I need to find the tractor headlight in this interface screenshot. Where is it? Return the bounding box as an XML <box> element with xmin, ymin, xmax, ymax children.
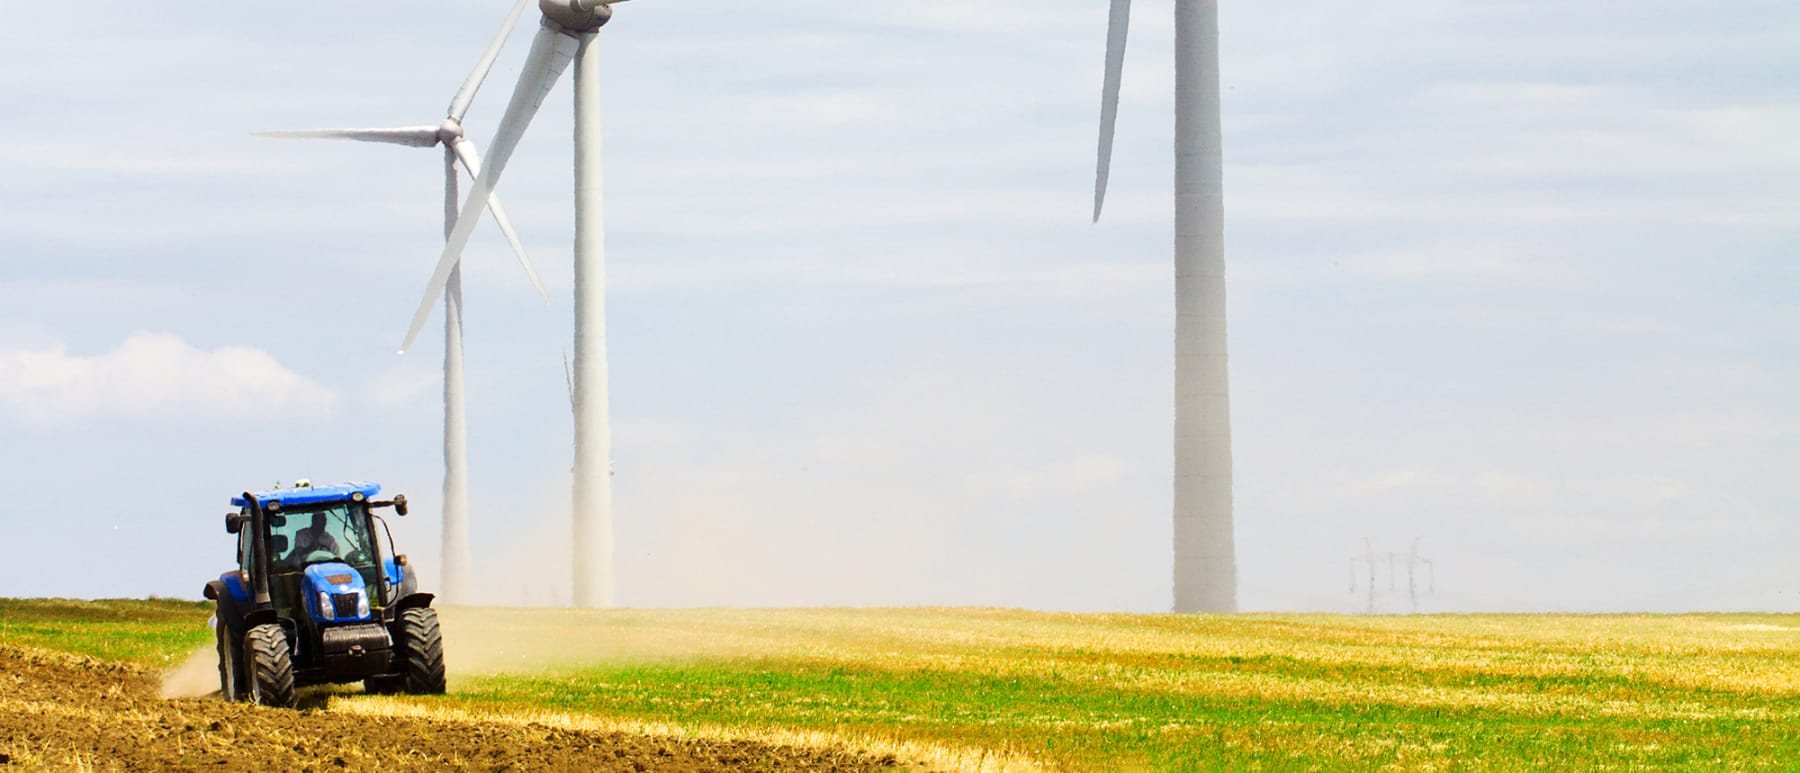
<box><xmin>356</xmin><ymin>591</ymin><xmax>370</xmax><ymax>618</ymax></box>
<box><xmin>317</xmin><ymin>591</ymin><xmax>336</xmax><ymax>621</ymax></box>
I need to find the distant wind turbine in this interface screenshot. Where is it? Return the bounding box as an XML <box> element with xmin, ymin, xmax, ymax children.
<box><xmin>399</xmin><ymin>0</ymin><xmax>627</xmax><ymax>608</ymax></box>
<box><xmin>1092</xmin><ymin>0</ymin><xmax>1236</xmax><ymax>613</ymax></box>
<box><xmin>259</xmin><ymin>0</ymin><xmax>550</xmax><ymax>605</ymax></box>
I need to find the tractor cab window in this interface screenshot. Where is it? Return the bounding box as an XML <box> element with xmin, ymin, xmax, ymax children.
<box><xmin>268</xmin><ymin>504</ymin><xmax>377</xmax><ymax>572</ymax></box>
<box><xmin>236</xmin><ymin>512</ymin><xmax>252</xmax><ymax>571</ymax></box>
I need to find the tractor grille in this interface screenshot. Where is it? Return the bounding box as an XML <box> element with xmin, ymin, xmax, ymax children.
<box><xmin>331</xmin><ymin>592</ymin><xmax>362</xmax><ymax>618</ymax></box>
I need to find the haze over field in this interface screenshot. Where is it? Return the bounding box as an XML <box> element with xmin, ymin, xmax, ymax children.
<box><xmin>0</xmin><ymin>1</ymin><xmax>1794</xmax><ymax>612</ymax></box>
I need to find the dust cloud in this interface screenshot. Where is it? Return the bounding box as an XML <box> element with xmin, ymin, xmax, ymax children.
<box><xmin>440</xmin><ymin>352</ymin><xmax>1168</xmax><ymax>613</ymax></box>
<box><xmin>155</xmin><ymin>609</ymin><xmax>710</xmax><ymax>692</ymax></box>
<box><xmin>435</xmin><ymin>606</ymin><xmax>725</xmax><ymax>677</ymax></box>
<box><xmin>159</xmin><ymin>644</ymin><xmax>219</xmax><ymax>699</ymax></box>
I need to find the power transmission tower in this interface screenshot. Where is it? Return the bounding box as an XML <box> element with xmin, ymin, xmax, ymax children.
<box><xmin>1349</xmin><ymin>538</ymin><xmax>1437</xmax><ymax>614</ymax></box>
<box><xmin>1402</xmin><ymin>538</ymin><xmax>1436</xmax><ymax>613</ymax></box>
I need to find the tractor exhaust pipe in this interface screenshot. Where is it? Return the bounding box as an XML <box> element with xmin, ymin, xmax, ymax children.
<box><xmin>241</xmin><ymin>491</ymin><xmax>274</xmax><ymax>608</ymax></box>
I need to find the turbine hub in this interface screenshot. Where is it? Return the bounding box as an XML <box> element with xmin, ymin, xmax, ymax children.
<box><xmin>437</xmin><ymin>117</ymin><xmax>464</xmax><ymax>145</ymax></box>
<box><xmin>539</xmin><ymin>0</ymin><xmax>612</xmax><ymax>33</ymax></box>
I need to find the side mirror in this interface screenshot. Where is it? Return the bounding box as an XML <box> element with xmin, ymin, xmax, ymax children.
<box><xmin>226</xmin><ymin>513</ymin><xmax>247</xmax><ymax>534</ymax></box>
<box><xmin>393</xmin><ymin>494</ymin><xmax>409</xmax><ymax>517</ymax></box>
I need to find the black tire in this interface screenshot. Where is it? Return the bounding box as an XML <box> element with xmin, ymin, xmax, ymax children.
<box><xmin>395</xmin><ymin>607</ymin><xmax>446</xmax><ymax>695</ymax></box>
<box><xmin>215</xmin><ymin>621</ymin><xmax>242</xmax><ymax>701</ymax></box>
<box><xmin>243</xmin><ymin>623</ymin><xmax>296</xmax><ymax>708</ymax></box>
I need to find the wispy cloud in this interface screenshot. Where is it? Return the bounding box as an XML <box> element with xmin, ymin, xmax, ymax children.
<box><xmin>0</xmin><ymin>332</ymin><xmax>337</xmax><ymax>428</ymax></box>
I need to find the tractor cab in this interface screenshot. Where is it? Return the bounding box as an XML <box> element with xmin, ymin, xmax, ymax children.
<box><xmin>229</xmin><ymin>484</ymin><xmax>406</xmax><ymax>620</ymax></box>
<box><xmin>204</xmin><ymin>481</ymin><xmax>445</xmax><ymax>707</ymax></box>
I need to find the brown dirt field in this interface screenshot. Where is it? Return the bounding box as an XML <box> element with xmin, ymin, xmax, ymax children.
<box><xmin>0</xmin><ymin>645</ymin><xmax>900</xmax><ymax>771</ymax></box>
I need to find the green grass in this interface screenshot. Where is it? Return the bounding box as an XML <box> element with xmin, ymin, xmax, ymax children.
<box><xmin>0</xmin><ymin>598</ymin><xmax>212</xmax><ymax>668</ymax></box>
<box><xmin>9</xmin><ymin>601</ymin><xmax>1800</xmax><ymax>770</ymax></box>
<box><xmin>425</xmin><ymin>609</ymin><xmax>1800</xmax><ymax>770</ymax></box>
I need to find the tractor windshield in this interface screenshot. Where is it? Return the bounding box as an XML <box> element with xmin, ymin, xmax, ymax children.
<box><xmin>269</xmin><ymin>504</ymin><xmax>378</xmax><ymax>572</ymax></box>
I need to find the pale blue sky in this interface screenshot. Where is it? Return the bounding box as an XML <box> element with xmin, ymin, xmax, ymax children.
<box><xmin>0</xmin><ymin>1</ymin><xmax>1794</xmax><ymax>611</ymax></box>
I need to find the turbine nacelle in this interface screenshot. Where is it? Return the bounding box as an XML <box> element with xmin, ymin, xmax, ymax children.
<box><xmin>540</xmin><ymin>0</ymin><xmax>615</xmax><ymax>33</ymax></box>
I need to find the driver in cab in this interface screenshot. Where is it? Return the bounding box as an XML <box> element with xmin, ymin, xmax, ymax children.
<box><xmin>293</xmin><ymin>512</ymin><xmax>340</xmax><ymax>559</ymax></box>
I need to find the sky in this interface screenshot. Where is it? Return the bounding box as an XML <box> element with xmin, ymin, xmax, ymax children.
<box><xmin>0</xmin><ymin>0</ymin><xmax>1794</xmax><ymax>613</ymax></box>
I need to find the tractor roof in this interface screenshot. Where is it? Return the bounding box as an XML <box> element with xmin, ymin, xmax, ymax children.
<box><xmin>231</xmin><ymin>482</ymin><xmax>381</xmax><ymax>509</ymax></box>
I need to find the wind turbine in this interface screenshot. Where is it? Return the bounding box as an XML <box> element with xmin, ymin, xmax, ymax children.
<box><xmin>1092</xmin><ymin>0</ymin><xmax>1236</xmax><ymax>613</ymax></box>
<box><xmin>398</xmin><ymin>0</ymin><xmax>625</xmax><ymax>608</ymax></box>
<box><xmin>260</xmin><ymin>0</ymin><xmax>550</xmax><ymax>605</ymax></box>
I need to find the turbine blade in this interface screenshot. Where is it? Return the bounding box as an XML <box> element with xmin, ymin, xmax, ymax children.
<box><xmin>453</xmin><ymin>138</ymin><xmax>550</xmax><ymax>302</ymax></box>
<box><xmin>1093</xmin><ymin>0</ymin><xmax>1132</xmax><ymax>223</ymax></box>
<box><xmin>254</xmin><ymin>127</ymin><xmax>440</xmax><ymax>148</ymax></box>
<box><xmin>562</xmin><ymin>349</ymin><xmax>575</xmax><ymax>414</ymax></box>
<box><xmin>447</xmin><ymin>0</ymin><xmax>533</xmax><ymax>122</ymax></box>
<box><xmin>400</xmin><ymin>26</ymin><xmax>577</xmax><ymax>353</ymax></box>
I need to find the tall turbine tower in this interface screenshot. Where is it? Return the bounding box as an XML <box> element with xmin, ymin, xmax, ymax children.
<box><xmin>400</xmin><ymin>0</ymin><xmax>624</xmax><ymax>608</ymax></box>
<box><xmin>1093</xmin><ymin>0</ymin><xmax>1236</xmax><ymax>613</ymax></box>
<box><xmin>262</xmin><ymin>0</ymin><xmax>549</xmax><ymax>604</ymax></box>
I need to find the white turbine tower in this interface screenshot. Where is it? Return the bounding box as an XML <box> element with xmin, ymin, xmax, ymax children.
<box><xmin>1093</xmin><ymin>0</ymin><xmax>1236</xmax><ymax>613</ymax></box>
<box><xmin>261</xmin><ymin>0</ymin><xmax>550</xmax><ymax>605</ymax></box>
<box><xmin>399</xmin><ymin>0</ymin><xmax>625</xmax><ymax>608</ymax></box>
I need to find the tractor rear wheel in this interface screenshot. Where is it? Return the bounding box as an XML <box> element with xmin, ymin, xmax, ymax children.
<box><xmin>243</xmin><ymin>623</ymin><xmax>296</xmax><ymax>708</ymax></box>
<box><xmin>395</xmin><ymin>607</ymin><xmax>446</xmax><ymax>695</ymax></box>
<box><xmin>214</xmin><ymin>622</ymin><xmax>241</xmax><ymax>701</ymax></box>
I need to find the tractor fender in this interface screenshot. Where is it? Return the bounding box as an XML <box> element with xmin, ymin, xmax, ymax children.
<box><xmin>242</xmin><ymin>607</ymin><xmax>281</xmax><ymax>630</ymax></box>
<box><xmin>210</xmin><ymin>587</ymin><xmax>250</xmax><ymax>641</ymax></box>
<box><xmin>206</xmin><ymin>573</ymin><xmax>251</xmax><ymax>604</ymax></box>
<box><xmin>390</xmin><ymin>592</ymin><xmax>435</xmax><ymax>613</ymax></box>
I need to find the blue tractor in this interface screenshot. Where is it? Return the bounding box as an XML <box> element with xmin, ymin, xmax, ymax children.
<box><xmin>203</xmin><ymin>482</ymin><xmax>446</xmax><ymax>707</ymax></box>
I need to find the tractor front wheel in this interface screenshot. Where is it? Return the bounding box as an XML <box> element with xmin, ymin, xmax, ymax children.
<box><xmin>243</xmin><ymin>623</ymin><xmax>296</xmax><ymax>708</ymax></box>
<box><xmin>396</xmin><ymin>607</ymin><xmax>446</xmax><ymax>695</ymax></box>
<box><xmin>214</xmin><ymin>622</ymin><xmax>241</xmax><ymax>701</ymax></box>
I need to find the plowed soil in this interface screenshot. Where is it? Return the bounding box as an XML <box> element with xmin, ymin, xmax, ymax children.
<box><xmin>0</xmin><ymin>645</ymin><xmax>898</xmax><ymax>771</ymax></box>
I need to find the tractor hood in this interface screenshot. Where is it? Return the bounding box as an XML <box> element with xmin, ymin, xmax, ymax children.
<box><xmin>302</xmin><ymin>562</ymin><xmax>373</xmax><ymax>624</ymax></box>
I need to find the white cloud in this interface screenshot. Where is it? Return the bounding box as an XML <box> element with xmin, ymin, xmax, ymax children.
<box><xmin>897</xmin><ymin>0</ymin><xmax>1097</xmax><ymax>33</ymax></box>
<box><xmin>0</xmin><ymin>332</ymin><xmax>338</xmax><ymax>428</ymax></box>
<box><xmin>1291</xmin><ymin>466</ymin><xmax>1714</xmax><ymax>528</ymax></box>
<box><xmin>1342</xmin><ymin>243</ymin><xmax>1567</xmax><ymax>286</ymax></box>
<box><xmin>1320</xmin><ymin>467</ymin><xmax>1461</xmax><ymax>499</ymax></box>
<box><xmin>1435</xmin><ymin>306</ymin><xmax>1671</xmax><ymax>336</ymax></box>
<box><xmin>1569</xmin><ymin>474</ymin><xmax>1693</xmax><ymax>510</ymax></box>
<box><xmin>718</xmin><ymin>92</ymin><xmax>912</xmax><ymax>129</ymax></box>
<box><xmin>1222</xmin><ymin>164</ymin><xmax>1800</xmax><ymax>228</ymax></box>
<box><xmin>1233</xmin><ymin>241</ymin><xmax>1595</xmax><ymax>292</ymax></box>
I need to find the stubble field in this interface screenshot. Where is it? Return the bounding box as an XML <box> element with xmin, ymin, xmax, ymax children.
<box><xmin>2</xmin><ymin>599</ymin><xmax>1797</xmax><ymax>770</ymax></box>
